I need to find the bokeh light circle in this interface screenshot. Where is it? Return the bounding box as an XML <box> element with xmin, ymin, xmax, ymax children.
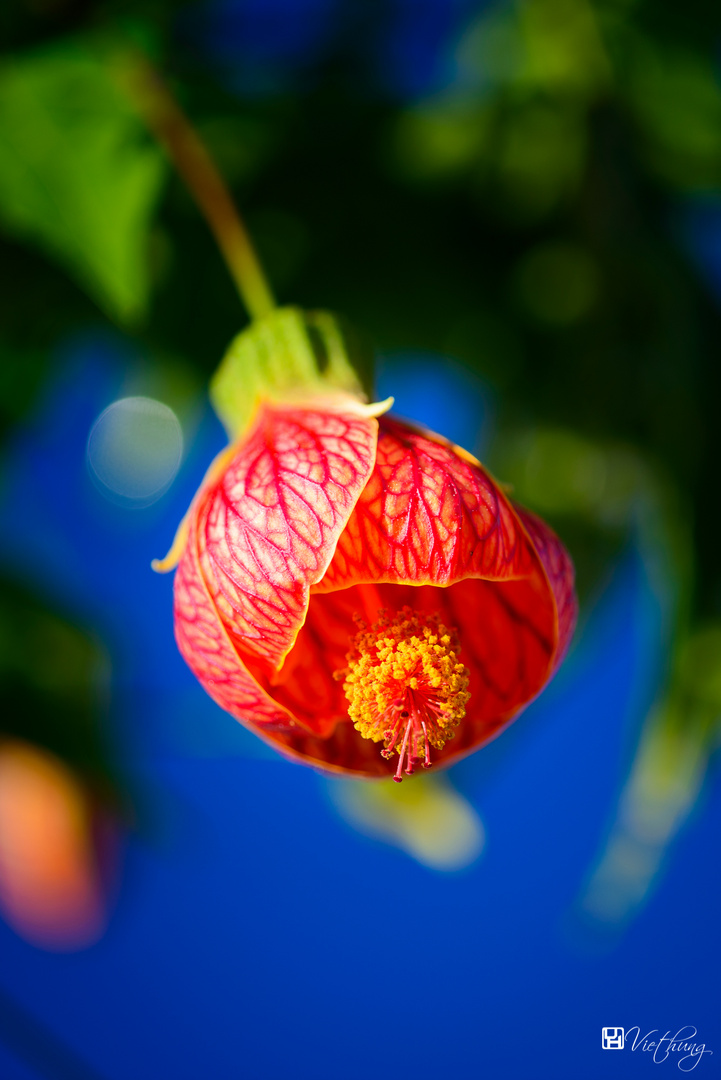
<box><xmin>87</xmin><ymin>396</ymin><xmax>183</xmax><ymax>506</ymax></box>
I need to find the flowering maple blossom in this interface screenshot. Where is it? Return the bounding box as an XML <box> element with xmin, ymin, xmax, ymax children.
<box><xmin>161</xmin><ymin>392</ymin><xmax>576</xmax><ymax>781</ymax></box>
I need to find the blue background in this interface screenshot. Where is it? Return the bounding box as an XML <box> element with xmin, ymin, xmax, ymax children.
<box><xmin>0</xmin><ymin>337</ymin><xmax>717</xmax><ymax>1080</ymax></box>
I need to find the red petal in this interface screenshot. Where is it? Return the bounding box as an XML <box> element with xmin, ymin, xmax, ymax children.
<box><xmin>316</xmin><ymin>417</ymin><xmax>537</xmax><ymax>591</ymax></box>
<box><xmin>174</xmin><ymin>508</ymin><xmax>301</xmax><ymax>733</ymax></box>
<box><xmin>514</xmin><ymin>505</ymin><xmax>577</xmax><ymax>665</ymax></box>
<box><xmin>252</xmin><ymin>574</ymin><xmax>558</xmax><ymax>776</ymax></box>
<box><xmin>191</xmin><ymin>403</ymin><xmax>378</xmax><ymax>677</ymax></box>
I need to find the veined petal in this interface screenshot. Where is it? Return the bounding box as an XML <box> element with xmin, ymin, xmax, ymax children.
<box><xmin>316</xmin><ymin>417</ymin><xmax>537</xmax><ymax>592</ymax></box>
<box><xmin>514</xmin><ymin>505</ymin><xmax>577</xmax><ymax>666</ymax></box>
<box><xmin>250</xmin><ymin>574</ymin><xmax>558</xmax><ymax>777</ymax></box>
<box><xmin>256</xmin><ymin>511</ymin><xmax>569</xmax><ymax>773</ymax></box>
<box><xmin>180</xmin><ymin>401</ymin><xmax>378</xmax><ymax>679</ymax></box>
<box><xmin>174</xmin><ymin>508</ymin><xmax>301</xmax><ymax>733</ymax></box>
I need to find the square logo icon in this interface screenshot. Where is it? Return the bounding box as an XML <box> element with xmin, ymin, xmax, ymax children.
<box><xmin>602</xmin><ymin>1028</ymin><xmax>625</xmax><ymax>1050</ymax></box>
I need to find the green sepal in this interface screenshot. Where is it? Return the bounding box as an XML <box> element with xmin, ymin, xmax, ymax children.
<box><xmin>209</xmin><ymin>307</ymin><xmax>374</xmax><ymax>439</ymax></box>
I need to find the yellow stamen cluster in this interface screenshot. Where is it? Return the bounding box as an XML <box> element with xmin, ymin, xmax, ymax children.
<box><xmin>337</xmin><ymin>607</ymin><xmax>470</xmax><ymax>755</ymax></box>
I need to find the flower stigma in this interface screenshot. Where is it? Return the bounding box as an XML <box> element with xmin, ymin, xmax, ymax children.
<box><xmin>337</xmin><ymin>607</ymin><xmax>471</xmax><ymax>782</ymax></box>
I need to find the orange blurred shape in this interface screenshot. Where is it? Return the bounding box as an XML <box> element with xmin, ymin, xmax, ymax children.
<box><xmin>0</xmin><ymin>740</ymin><xmax>106</xmax><ymax>950</ymax></box>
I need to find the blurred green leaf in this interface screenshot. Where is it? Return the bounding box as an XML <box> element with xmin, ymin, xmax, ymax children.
<box><xmin>514</xmin><ymin>242</ymin><xmax>600</xmax><ymax>324</ymax></box>
<box><xmin>391</xmin><ymin>104</ymin><xmax>490</xmax><ymax>183</ymax></box>
<box><xmin>627</xmin><ymin>42</ymin><xmax>721</xmax><ymax>189</ymax></box>
<box><xmin>0</xmin><ymin>42</ymin><xmax>166</xmax><ymax>323</ymax></box>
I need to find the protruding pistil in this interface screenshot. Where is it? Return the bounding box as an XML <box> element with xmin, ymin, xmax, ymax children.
<box><xmin>337</xmin><ymin>607</ymin><xmax>471</xmax><ymax>781</ymax></box>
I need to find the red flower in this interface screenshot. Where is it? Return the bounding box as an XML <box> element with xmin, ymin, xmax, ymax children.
<box><xmin>164</xmin><ymin>397</ymin><xmax>576</xmax><ymax>780</ymax></box>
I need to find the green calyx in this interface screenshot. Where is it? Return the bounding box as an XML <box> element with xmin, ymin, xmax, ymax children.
<box><xmin>209</xmin><ymin>306</ymin><xmax>374</xmax><ymax>439</ymax></box>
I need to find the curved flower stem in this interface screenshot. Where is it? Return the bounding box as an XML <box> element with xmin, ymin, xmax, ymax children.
<box><xmin>119</xmin><ymin>54</ymin><xmax>276</xmax><ymax>322</ymax></box>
